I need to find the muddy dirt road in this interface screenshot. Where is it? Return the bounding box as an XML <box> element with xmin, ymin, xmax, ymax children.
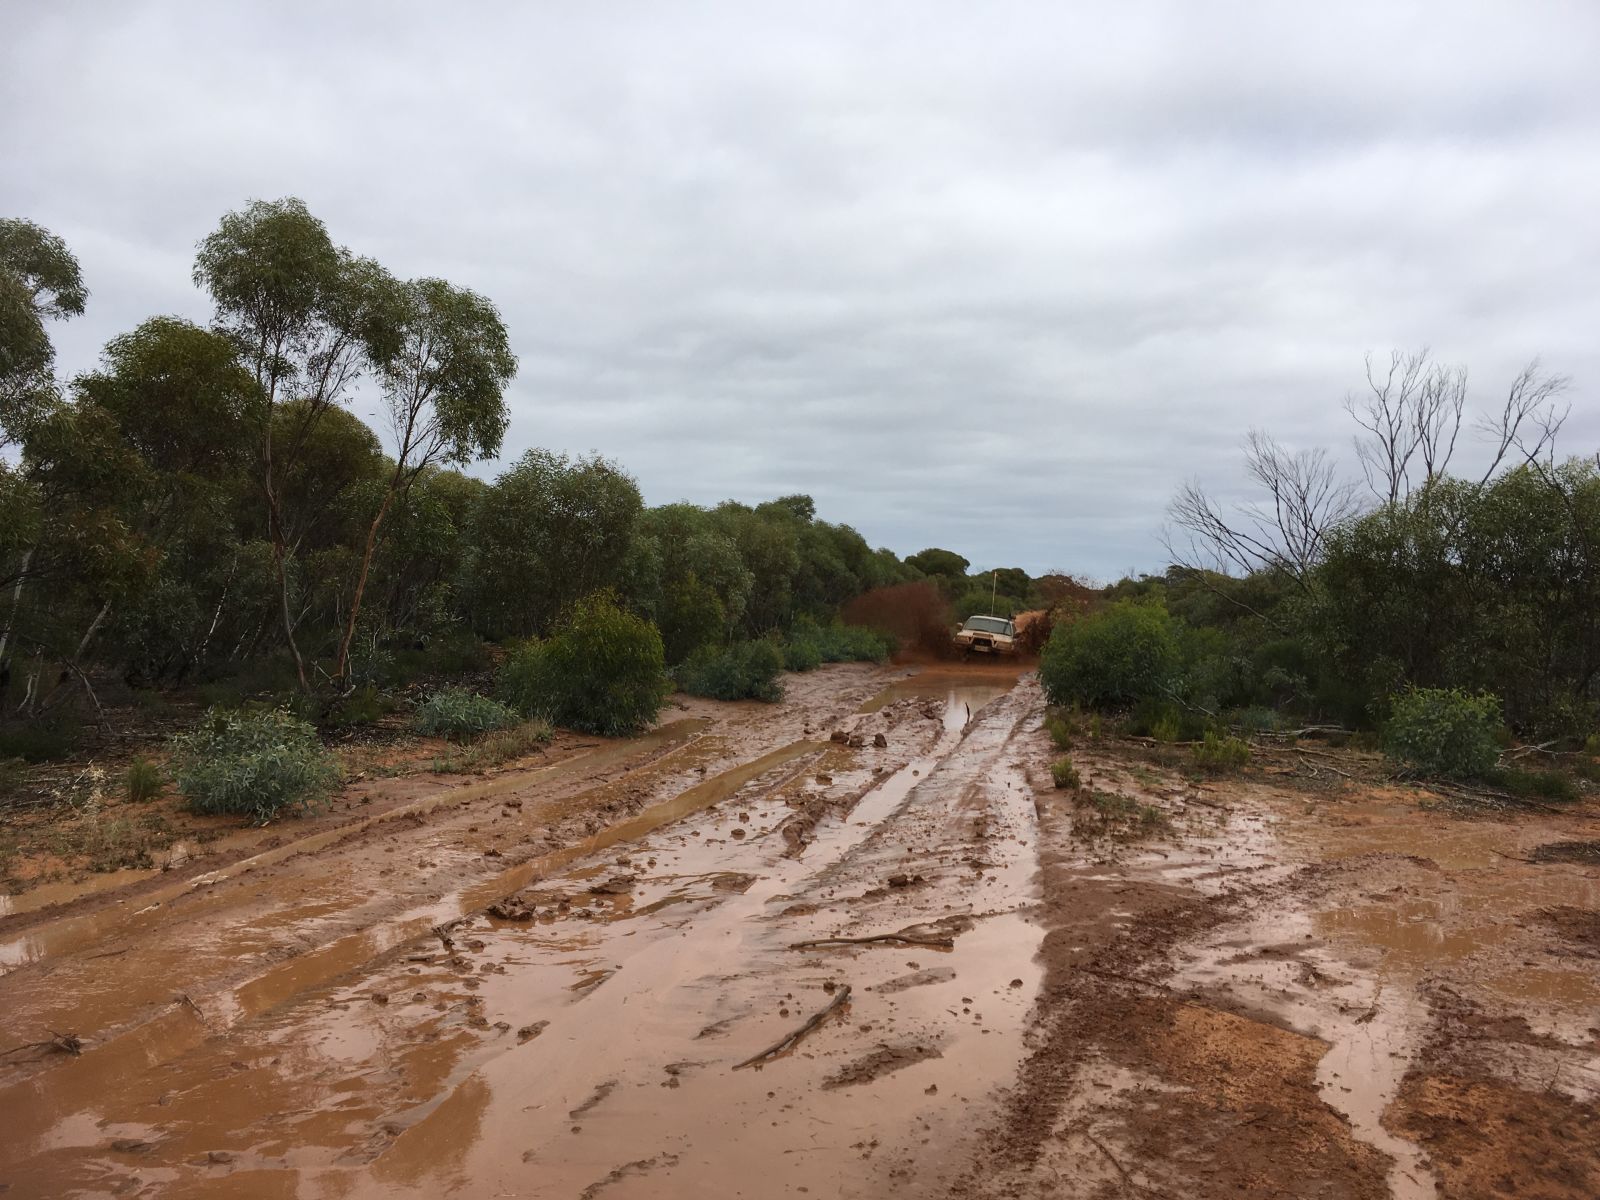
<box><xmin>2</xmin><ymin>663</ymin><xmax>1598</xmax><ymax>1198</ymax></box>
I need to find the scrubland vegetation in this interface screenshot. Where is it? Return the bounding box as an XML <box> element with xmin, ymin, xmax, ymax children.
<box><xmin>3</xmin><ymin>204</ymin><xmax>1597</xmax><ymax>838</ymax></box>
<box><xmin>1038</xmin><ymin>351</ymin><xmax>1598</xmax><ymax>798</ymax></box>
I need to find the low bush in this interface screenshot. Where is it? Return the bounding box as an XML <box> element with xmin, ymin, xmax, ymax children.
<box><xmin>1383</xmin><ymin>687</ymin><xmax>1501</xmax><ymax>778</ymax></box>
<box><xmin>1045</xmin><ymin>707</ymin><xmax>1076</xmax><ymax>750</ymax></box>
<box><xmin>677</xmin><ymin>639</ymin><xmax>785</xmax><ymax>702</ymax></box>
<box><xmin>498</xmin><ymin>592</ymin><xmax>668</xmax><ymax>736</ymax></box>
<box><xmin>1483</xmin><ymin>766</ymin><xmax>1581</xmax><ymax>804</ymax></box>
<box><xmin>168</xmin><ymin>707</ymin><xmax>340</xmax><ymax>823</ymax></box>
<box><xmin>784</xmin><ymin>618</ymin><xmax>896</xmax><ymax>671</ymax></box>
<box><xmin>431</xmin><ymin>719</ymin><xmax>553</xmax><ymax>774</ymax></box>
<box><xmin>0</xmin><ymin>716</ymin><xmax>80</xmax><ymax>763</ymax></box>
<box><xmin>325</xmin><ymin>683</ymin><xmax>391</xmax><ymax>729</ymax></box>
<box><xmin>125</xmin><ymin>757</ymin><xmax>164</xmax><ymax>802</ymax></box>
<box><xmin>1192</xmin><ymin>730</ymin><xmax>1251</xmax><ymax>772</ymax></box>
<box><xmin>1041</xmin><ymin>600</ymin><xmax>1180</xmax><ymax>709</ymax></box>
<box><xmin>413</xmin><ymin>687</ymin><xmax>520</xmax><ymax>740</ymax></box>
<box><xmin>1127</xmin><ymin>698</ymin><xmax>1207</xmax><ymax>743</ymax></box>
<box><xmin>1050</xmin><ymin>756</ymin><xmax>1080</xmax><ymax>789</ymax></box>
<box><xmin>1073</xmin><ymin>789</ymin><xmax>1171</xmax><ymax>839</ymax></box>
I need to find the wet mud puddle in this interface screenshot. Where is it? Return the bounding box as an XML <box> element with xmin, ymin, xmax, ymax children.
<box><xmin>1</xmin><ymin>674</ymin><xmax>1046</xmax><ymax>1199</ymax></box>
<box><xmin>1171</xmin><ymin>797</ymin><xmax>1600</xmax><ymax>1200</ymax></box>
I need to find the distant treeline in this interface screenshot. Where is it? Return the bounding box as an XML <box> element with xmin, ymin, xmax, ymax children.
<box><xmin>0</xmin><ymin>201</ymin><xmax>1045</xmax><ymax>747</ymax></box>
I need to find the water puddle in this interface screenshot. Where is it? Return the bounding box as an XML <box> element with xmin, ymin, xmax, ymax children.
<box><xmin>0</xmin><ymin>675</ymin><xmax>1042</xmax><ymax>1197</ymax></box>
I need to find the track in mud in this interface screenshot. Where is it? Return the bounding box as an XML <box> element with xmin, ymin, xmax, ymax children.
<box><xmin>6</xmin><ymin>662</ymin><xmax>1599</xmax><ymax>1200</ymax></box>
<box><xmin>0</xmin><ymin>665</ymin><xmax>1042</xmax><ymax>1199</ymax></box>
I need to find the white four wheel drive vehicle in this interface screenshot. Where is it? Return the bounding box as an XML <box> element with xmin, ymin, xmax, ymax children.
<box><xmin>954</xmin><ymin>614</ymin><xmax>1017</xmax><ymax>656</ymax></box>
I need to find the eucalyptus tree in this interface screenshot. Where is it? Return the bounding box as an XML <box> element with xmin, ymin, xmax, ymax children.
<box><xmin>332</xmin><ymin>277</ymin><xmax>515</xmax><ymax>685</ymax></box>
<box><xmin>194</xmin><ymin>197</ymin><xmax>402</xmax><ymax>689</ymax></box>
<box><xmin>0</xmin><ymin>218</ymin><xmax>87</xmax><ymax>447</ymax></box>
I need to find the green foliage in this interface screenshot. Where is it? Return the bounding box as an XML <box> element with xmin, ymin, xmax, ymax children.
<box><xmin>1041</xmin><ymin>601</ymin><xmax>1180</xmax><ymax>710</ymax></box>
<box><xmin>168</xmin><ymin>707</ymin><xmax>340</xmax><ymax>823</ymax></box>
<box><xmin>1192</xmin><ymin>731</ymin><xmax>1251</xmax><ymax>772</ymax></box>
<box><xmin>1383</xmin><ymin>687</ymin><xmax>1502</xmax><ymax>778</ymax></box>
<box><xmin>1482</xmin><ymin>766</ymin><xmax>1581</xmax><ymax>804</ymax></box>
<box><xmin>1074</xmin><ymin>790</ymin><xmax>1171</xmax><ymax>839</ymax></box>
<box><xmin>430</xmin><ymin>719</ymin><xmax>553</xmax><ymax>774</ymax></box>
<box><xmin>471</xmin><ymin>450</ymin><xmax>644</xmax><ymax>638</ymax></box>
<box><xmin>0</xmin><ymin>716</ymin><xmax>80</xmax><ymax>763</ymax></box>
<box><xmin>784</xmin><ymin>617</ymin><xmax>896</xmax><ymax>671</ymax></box>
<box><xmin>1050</xmin><ymin>756</ymin><xmax>1080</xmax><ymax>789</ymax></box>
<box><xmin>325</xmin><ymin>683</ymin><xmax>391</xmax><ymax>729</ymax></box>
<box><xmin>497</xmin><ymin>592</ymin><xmax>668</xmax><ymax>736</ymax></box>
<box><xmin>125</xmin><ymin>757</ymin><xmax>164</xmax><ymax>803</ymax></box>
<box><xmin>906</xmin><ymin>547</ymin><xmax>970</xmax><ymax>579</ymax></box>
<box><xmin>1</xmin><ymin>217</ymin><xmax>87</xmax><ymax>444</ymax></box>
<box><xmin>1045</xmin><ymin>707</ymin><xmax>1076</xmax><ymax>750</ymax></box>
<box><xmin>413</xmin><ymin>687</ymin><xmax>520</xmax><ymax>740</ymax></box>
<box><xmin>676</xmin><ymin>639</ymin><xmax>786</xmax><ymax>702</ymax></box>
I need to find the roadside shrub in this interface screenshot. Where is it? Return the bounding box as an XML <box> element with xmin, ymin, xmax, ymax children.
<box><xmin>1192</xmin><ymin>731</ymin><xmax>1251</xmax><ymax>773</ymax></box>
<box><xmin>0</xmin><ymin>715</ymin><xmax>80</xmax><ymax>763</ymax></box>
<box><xmin>414</xmin><ymin>687</ymin><xmax>520</xmax><ymax>740</ymax></box>
<box><xmin>168</xmin><ymin>707</ymin><xmax>340</xmax><ymax>823</ymax></box>
<box><xmin>1585</xmin><ymin>733</ymin><xmax>1600</xmax><ymax>756</ymax></box>
<box><xmin>677</xmin><ymin>639</ymin><xmax>785</xmax><ymax>702</ymax></box>
<box><xmin>782</xmin><ymin>631</ymin><xmax>824</xmax><ymax>672</ymax></box>
<box><xmin>1050</xmin><ymin>756</ymin><xmax>1081</xmax><ymax>789</ymax></box>
<box><xmin>497</xmin><ymin>592</ymin><xmax>668</xmax><ymax>736</ymax></box>
<box><xmin>326</xmin><ymin>683</ymin><xmax>390</xmax><ymax>729</ymax></box>
<box><xmin>431</xmin><ymin>719</ymin><xmax>553</xmax><ymax>774</ymax></box>
<box><xmin>1383</xmin><ymin>687</ymin><xmax>1500</xmax><ymax>778</ymax></box>
<box><xmin>125</xmin><ymin>757</ymin><xmax>164</xmax><ymax>803</ymax></box>
<box><xmin>1127</xmin><ymin>698</ymin><xmax>1206</xmax><ymax>742</ymax></box>
<box><xmin>1045</xmin><ymin>707</ymin><xmax>1076</xmax><ymax>750</ymax></box>
<box><xmin>786</xmin><ymin>617</ymin><xmax>896</xmax><ymax>669</ymax></box>
<box><xmin>1074</xmin><ymin>789</ymin><xmax>1171</xmax><ymax>839</ymax></box>
<box><xmin>1041</xmin><ymin>601</ymin><xmax>1180</xmax><ymax>710</ymax></box>
<box><xmin>1483</xmin><ymin>766</ymin><xmax>1580</xmax><ymax>804</ymax></box>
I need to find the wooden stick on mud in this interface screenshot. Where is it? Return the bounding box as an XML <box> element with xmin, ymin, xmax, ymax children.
<box><xmin>789</xmin><ymin>933</ymin><xmax>955</xmax><ymax>951</ymax></box>
<box><xmin>733</xmin><ymin>985</ymin><xmax>852</xmax><ymax>1069</ymax></box>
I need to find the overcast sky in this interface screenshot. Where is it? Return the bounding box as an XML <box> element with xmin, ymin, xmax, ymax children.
<box><xmin>5</xmin><ymin>2</ymin><xmax>1598</xmax><ymax>578</ymax></box>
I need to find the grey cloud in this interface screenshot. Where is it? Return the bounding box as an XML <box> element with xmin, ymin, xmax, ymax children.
<box><xmin>5</xmin><ymin>1</ymin><xmax>1598</xmax><ymax>578</ymax></box>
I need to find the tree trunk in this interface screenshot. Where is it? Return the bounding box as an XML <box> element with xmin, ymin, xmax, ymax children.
<box><xmin>334</xmin><ymin>484</ymin><xmax>397</xmax><ymax>687</ymax></box>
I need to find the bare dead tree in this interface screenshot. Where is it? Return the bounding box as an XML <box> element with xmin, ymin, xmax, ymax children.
<box><xmin>1476</xmin><ymin>359</ymin><xmax>1569</xmax><ymax>486</ymax></box>
<box><xmin>1167</xmin><ymin>431</ymin><xmax>1358</xmax><ymax>595</ymax></box>
<box><xmin>1345</xmin><ymin>349</ymin><xmax>1468</xmax><ymax>503</ymax></box>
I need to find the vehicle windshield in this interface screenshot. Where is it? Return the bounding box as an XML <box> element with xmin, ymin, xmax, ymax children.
<box><xmin>962</xmin><ymin>616</ymin><xmax>1012</xmax><ymax>635</ymax></box>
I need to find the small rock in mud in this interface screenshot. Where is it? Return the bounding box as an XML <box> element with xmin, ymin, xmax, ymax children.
<box><xmin>848</xmin><ymin>734</ymin><xmax>866</xmax><ymax>748</ymax></box>
<box><xmin>873</xmin><ymin>733</ymin><xmax>888</xmax><ymax>748</ymax></box>
<box><xmin>110</xmin><ymin>1139</ymin><xmax>155</xmax><ymax>1155</ymax></box>
<box><xmin>1009</xmin><ymin>978</ymin><xmax>1024</xmax><ymax>988</ymax></box>
<box><xmin>483</xmin><ymin>848</ymin><xmax>502</xmax><ymax>858</ymax></box>
<box><xmin>816</xmin><ymin>773</ymin><xmax>833</xmax><ymax>784</ymax></box>
<box><xmin>206</xmin><ymin>1150</ymin><xmax>234</xmax><ymax>1165</ymax></box>
<box><xmin>371</xmin><ymin>992</ymin><xmax>389</xmax><ymax>1004</ymax></box>
<box><xmin>829</xmin><ymin>730</ymin><xmax>850</xmax><ymax>744</ymax></box>
<box><xmin>487</xmin><ymin>898</ymin><xmax>535</xmax><ymax>921</ymax></box>
<box><xmin>730</xmin><ymin>828</ymin><xmax>746</xmax><ymax>839</ymax></box>
<box><xmin>517</xmin><ymin>1021</ymin><xmax>549</xmax><ymax>1042</ymax></box>
<box><xmin>589</xmin><ymin>875</ymin><xmax>637</xmax><ymax>895</ymax></box>
<box><xmin>887</xmin><ymin>873</ymin><xmax>925</xmax><ymax>889</ymax></box>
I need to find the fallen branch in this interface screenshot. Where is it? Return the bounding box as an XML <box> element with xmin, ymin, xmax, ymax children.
<box><xmin>734</xmin><ymin>985</ymin><xmax>852</xmax><ymax>1068</ymax></box>
<box><xmin>1</xmin><ymin>1031</ymin><xmax>82</xmax><ymax>1059</ymax></box>
<box><xmin>1499</xmin><ymin>740</ymin><xmax>1561</xmax><ymax>762</ymax></box>
<box><xmin>1294</xmin><ymin>749</ymin><xmax>1355</xmax><ymax>779</ymax></box>
<box><xmin>789</xmin><ymin>933</ymin><xmax>955</xmax><ymax>951</ymax></box>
